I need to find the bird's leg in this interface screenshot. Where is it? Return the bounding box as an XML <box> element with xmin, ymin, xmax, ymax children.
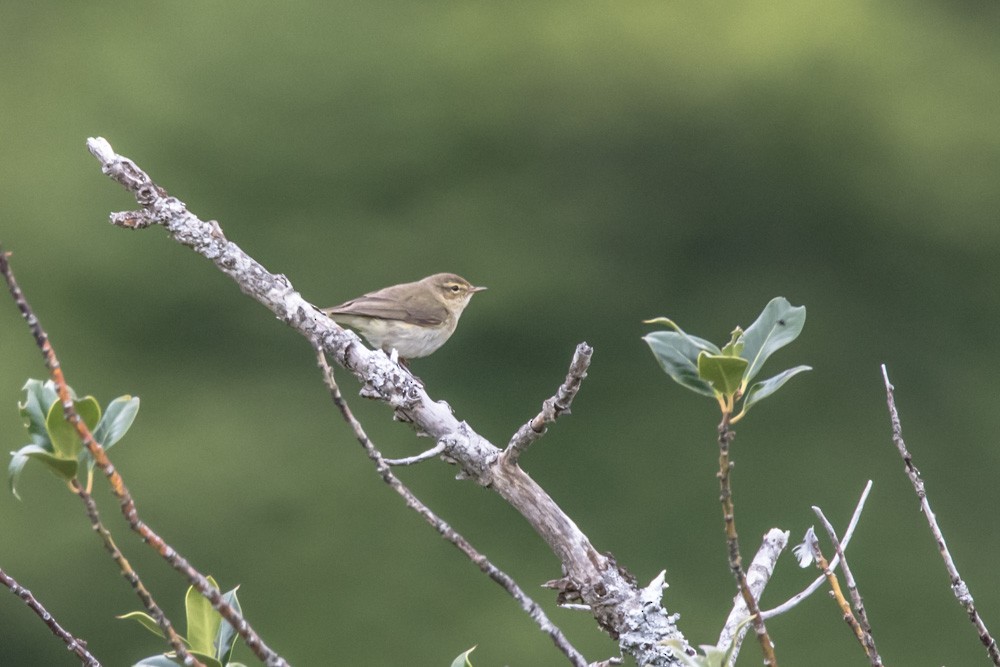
<box><xmin>384</xmin><ymin>347</ymin><xmax>423</xmax><ymax>386</ymax></box>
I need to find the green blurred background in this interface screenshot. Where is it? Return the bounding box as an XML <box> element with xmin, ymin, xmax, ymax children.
<box><xmin>2</xmin><ymin>2</ymin><xmax>999</xmax><ymax>665</ymax></box>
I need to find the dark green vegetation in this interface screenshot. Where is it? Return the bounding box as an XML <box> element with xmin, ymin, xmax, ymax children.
<box><xmin>2</xmin><ymin>2</ymin><xmax>999</xmax><ymax>665</ymax></box>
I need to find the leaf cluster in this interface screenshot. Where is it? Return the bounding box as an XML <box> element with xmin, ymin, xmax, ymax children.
<box><xmin>119</xmin><ymin>577</ymin><xmax>245</xmax><ymax>667</ymax></box>
<box><xmin>644</xmin><ymin>297</ymin><xmax>810</xmax><ymax>421</ymax></box>
<box><xmin>9</xmin><ymin>379</ymin><xmax>139</xmax><ymax>498</ymax></box>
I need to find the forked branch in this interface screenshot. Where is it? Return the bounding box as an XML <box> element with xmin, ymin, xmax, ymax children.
<box><xmin>87</xmin><ymin>137</ymin><xmax>691</xmax><ymax>665</ymax></box>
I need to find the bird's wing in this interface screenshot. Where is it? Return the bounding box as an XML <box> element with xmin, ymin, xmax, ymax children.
<box><xmin>326</xmin><ymin>295</ymin><xmax>447</xmax><ymax>326</ymax></box>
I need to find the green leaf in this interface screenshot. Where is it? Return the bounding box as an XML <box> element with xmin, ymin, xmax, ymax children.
<box><xmin>118</xmin><ymin>611</ymin><xmax>168</xmax><ymax>639</ymax></box>
<box><xmin>14</xmin><ymin>444</ymin><xmax>79</xmax><ymax>483</ymax></box>
<box><xmin>643</xmin><ymin>331</ymin><xmax>716</xmax><ymax>397</ymax></box>
<box><xmin>216</xmin><ymin>586</ymin><xmax>242</xmax><ymax>664</ymax></box>
<box><xmin>19</xmin><ymin>379</ymin><xmax>59</xmax><ymax>448</ymax></box>
<box><xmin>133</xmin><ymin>656</ymin><xmax>184</xmax><ymax>667</ymax></box>
<box><xmin>88</xmin><ymin>395</ymin><xmax>141</xmax><ymax>473</ymax></box>
<box><xmin>132</xmin><ymin>654</ymin><xmax>223</xmax><ymax>667</ymax></box>
<box><xmin>721</xmin><ymin>327</ymin><xmax>744</xmax><ymax>357</ymax></box>
<box><xmin>9</xmin><ymin>448</ymin><xmax>31</xmax><ymax>500</ymax></box>
<box><xmin>44</xmin><ymin>396</ymin><xmax>100</xmax><ymax>461</ymax></box>
<box><xmin>697</xmin><ymin>352</ymin><xmax>749</xmax><ymax>397</ymax></box>
<box><xmin>187</xmin><ymin>653</ymin><xmax>223</xmax><ymax>667</ymax></box>
<box><xmin>450</xmin><ymin>646</ymin><xmax>476</xmax><ymax>667</ymax></box>
<box><xmin>741</xmin><ymin>365</ymin><xmax>812</xmax><ymax>416</ymax></box>
<box><xmin>644</xmin><ymin>317</ymin><xmax>722</xmax><ymax>355</ymax></box>
<box><xmin>93</xmin><ymin>395</ymin><xmax>140</xmax><ymax>450</ymax></box>
<box><xmin>186</xmin><ymin>577</ymin><xmax>222</xmax><ymax>656</ymax></box>
<box><xmin>739</xmin><ymin>298</ymin><xmax>806</xmax><ymax>385</ymax></box>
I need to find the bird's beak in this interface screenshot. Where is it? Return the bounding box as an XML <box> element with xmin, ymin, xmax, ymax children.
<box><xmin>471</xmin><ymin>285</ymin><xmax>488</xmax><ymax>293</ymax></box>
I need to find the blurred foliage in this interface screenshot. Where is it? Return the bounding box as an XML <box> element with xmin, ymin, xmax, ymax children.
<box><xmin>1</xmin><ymin>2</ymin><xmax>999</xmax><ymax>665</ymax></box>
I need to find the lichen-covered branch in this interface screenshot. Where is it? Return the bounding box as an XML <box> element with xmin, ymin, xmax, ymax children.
<box><xmin>87</xmin><ymin>136</ymin><xmax>690</xmax><ymax>665</ymax></box>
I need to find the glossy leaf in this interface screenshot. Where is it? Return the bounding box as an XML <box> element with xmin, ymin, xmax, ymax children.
<box><xmin>739</xmin><ymin>297</ymin><xmax>806</xmax><ymax>385</ymax></box>
<box><xmin>19</xmin><ymin>444</ymin><xmax>79</xmax><ymax>481</ymax></box>
<box><xmin>44</xmin><ymin>395</ymin><xmax>100</xmax><ymax>461</ymax></box>
<box><xmin>643</xmin><ymin>317</ymin><xmax>722</xmax><ymax>354</ymax></box>
<box><xmin>187</xmin><ymin>653</ymin><xmax>223</xmax><ymax>667</ymax></box>
<box><xmin>643</xmin><ymin>331</ymin><xmax>716</xmax><ymax>397</ymax></box>
<box><xmin>741</xmin><ymin>365</ymin><xmax>812</xmax><ymax>416</ymax></box>
<box><xmin>186</xmin><ymin>576</ymin><xmax>222</xmax><ymax>656</ymax></box>
<box><xmin>217</xmin><ymin>586</ymin><xmax>242</xmax><ymax>664</ymax></box>
<box><xmin>720</xmin><ymin>327</ymin><xmax>744</xmax><ymax>357</ymax></box>
<box><xmin>9</xmin><ymin>448</ymin><xmax>31</xmax><ymax>499</ymax></box>
<box><xmin>93</xmin><ymin>395</ymin><xmax>140</xmax><ymax>449</ymax></box>
<box><xmin>118</xmin><ymin>611</ymin><xmax>167</xmax><ymax>639</ymax></box>
<box><xmin>132</xmin><ymin>654</ymin><xmax>223</xmax><ymax>667</ymax></box>
<box><xmin>89</xmin><ymin>395</ymin><xmax>140</xmax><ymax>473</ymax></box>
<box><xmin>450</xmin><ymin>647</ymin><xmax>476</xmax><ymax>667</ymax></box>
<box><xmin>19</xmin><ymin>379</ymin><xmax>59</xmax><ymax>447</ymax></box>
<box><xmin>133</xmin><ymin>656</ymin><xmax>183</xmax><ymax>667</ymax></box>
<box><xmin>697</xmin><ymin>353</ymin><xmax>748</xmax><ymax>397</ymax></box>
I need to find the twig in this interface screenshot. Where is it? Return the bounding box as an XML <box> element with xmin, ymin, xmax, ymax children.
<box><xmin>504</xmin><ymin>343</ymin><xmax>592</xmax><ymax>464</ymax></box>
<box><xmin>763</xmin><ymin>480</ymin><xmax>872</xmax><ymax>619</ymax></box>
<box><xmin>0</xmin><ymin>248</ymin><xmax>287</xmax><ymax>667</ymax></box>
<box><xmin>716</xmin><ymin>415</ymin><xmax>778</xmax><ymax>666</ymax></box>
<box><xmin>801</xmin><ymin>528</ymin><xmax>873</xmax><ymax>660</ymax></box>
<box><xmin>881</xmin><ymin>365</ymin><xmax>1000</xmax><ymax>665</ymax></box>
<box><xmin>384</xmin><ymin>442</ymin><xmax>445</xmax><ymax>466</ymax></box>
<box><xmin>88</xmin><ymin>137</ymin><xmax>691</xmax><ymax>665</ymax></box>
<box><xmin>1</xmin><ymin>249</ymin><xmax>199</xmax><ymax>666</ymax></box>
<box><xmin>813</xmin><ymin>507</ymin><xmax>882</xmax><ymax>665</ymax></box>
<box><xmin>717</xmin><ymin>528</ymin><xmax>788</xmax><ymax>664</ymax></box>
<box><xmin>71</xmin><ymin>479</ymin><xmax>195</xmax><ymax>664</ymax></box>
<box><xmin>316</xmin><ymin>350</ymin><xmax>597</xmax><ymax>667</ymax></box>
<box><xmin>0</xmin><ymin>566</ymin><xmax>102</xmax><ymax>666</ymax></box>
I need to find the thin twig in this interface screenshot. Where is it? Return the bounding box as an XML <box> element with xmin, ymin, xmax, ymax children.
<box><xmin>71</xmin><ymin>479</ymin><xmax>194</xmax><ymax>664</ymax></box>
<box><xmin>1</xmin><ymin>250</ymin><xmax>198</xmax><ymax>666</ymax></box>
<box><xmin>802</xmin><ymin>529</ymin><xmax>872</xmax><ymax>660</ymax></box>
<box><xmin>717</xmin><ymin>528</ymin><xmax>788</xmax><ymax>665</ymax></box>
<box><xmin>882</xmin><ymin>365</ymin><xmax>1000</xmax><ymax>666</ymax></box>
<box><xmin>0</xmin><ymin>566</ymin><xmax>102</xmax><ymax>667</ymax></box>
<box><xmin>0</xmin><ymin>248</ymin><xmax>288</xmax><ymax>667</ymax></box>
<box><xmin>763</xmin><ymin>480</ymin><xmax>873</xmax><ymax>619</ymax></box>
<box><xmin>384</xmin><ymin>443</ymin><xmax>445</xmax><ymax>466</ymax></box>
<box><xmin>813</xmin><ymin>507</ymin><xmax>882</xmax><ymax>666</ymax></box>
<box><xmin>316</xmin><ymin>349</ymin><xmax>597</xmax><ymax>667</ymax></box>
<box><xmin>505</xmin><ymin>343</ymin><xmax>593</xmax><ymax>463</ymax></box>
<box><xmin>716</xmin><ymin>415</ymin><xmax>778</xmax><ymax>666</ymax></box>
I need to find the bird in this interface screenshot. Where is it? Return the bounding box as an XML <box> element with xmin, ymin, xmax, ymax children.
<box><xmin>321</xmin><ymin>273</ymin><xmax>486</xmax><ymax>363</ymax></box>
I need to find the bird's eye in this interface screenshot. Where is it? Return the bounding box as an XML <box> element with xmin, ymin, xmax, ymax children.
<box><xmin>449</xmin><ymin>284</ymin><xmax>461</xmax><ymax>292</ymax></box>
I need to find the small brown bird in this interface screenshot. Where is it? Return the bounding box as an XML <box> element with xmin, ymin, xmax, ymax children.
<box><xmin>322</xmin><ymin>273</ymin><xmax>486</xmax><ymax>362</ymax></box>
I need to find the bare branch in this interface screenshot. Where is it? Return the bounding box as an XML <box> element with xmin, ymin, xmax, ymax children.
<box><xmin>0</xmin><ymin>248</ymin><xmax>285</xmax><ymax>667</ymax></box>
<box><xmin>717</xmin><ymin>528</ymin><xmax>788</xmax><ymax>663</ymax></box>
<box><xmin>801</xmin><ymin>528</ymin><xmax>873</xmax><ymax>660</ymax></box>
<box><xmin>317</xmin><ymin>349</ymin><xmax>598</xmax><ymax>666</ymax></box>
<box><xmin>814</xmin><ymin>507</ymin><xmax>882</xmax><ymax>666</ymax></box>
<box><xmin>505</xmin><ymin>342</ymin><xmax>593</xmax><ymax>463</ymax></box>
<box><xmin>0</xmin><ymin>566</ymin><xmax>101</xmax><ymax>667</ymax></box>
<box><xmin>384</xmin><ymin>442</ymin><xmax>445</xmax><ymax>466</ymax></box>
<box><xmin>715</xmin><ymin>415</ymin><xmax>778</xmax><ymax>666</ymax></box>
<box><xmin>882</xmin><ymin>365</ymin><xmax>1000</xmax><ymax>665</ymax></box>
<box><xmin>88</xmin><ymin>138</ymin><xmax>692</xmax><ymax>665</ymax></box>
<box><xmin>72</xmin><ymin>479</ymin><xmax>197</xmax><ymax>664</ymax></box>
<box><xmin>763</xmin><ymin>480</ymin><xmax>872</xmax><ymax>620</ymax></box>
